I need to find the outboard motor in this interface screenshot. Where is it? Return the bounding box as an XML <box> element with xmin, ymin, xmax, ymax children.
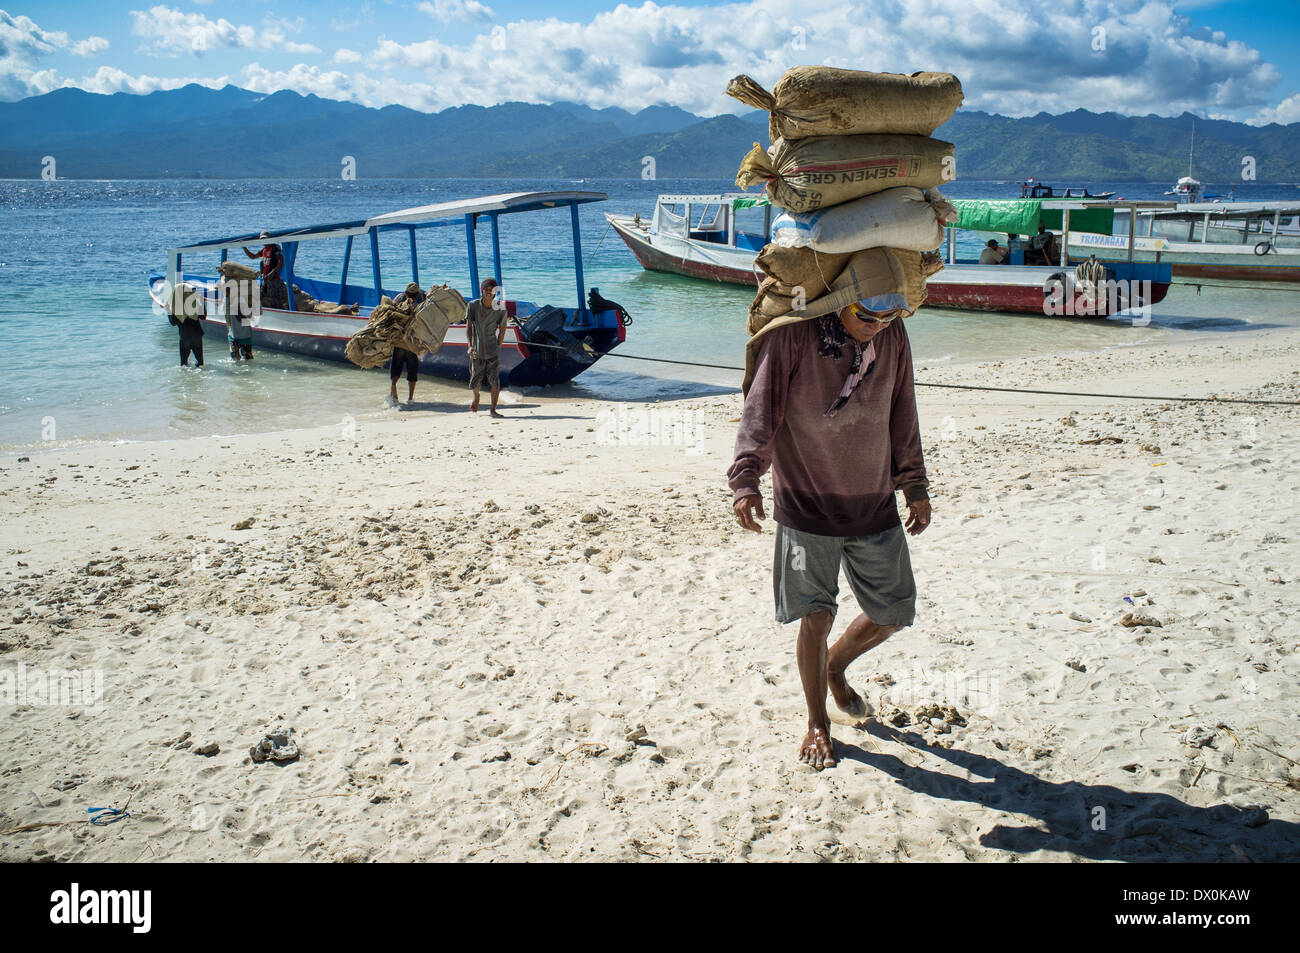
<box><xmin>521</xmin><ymin>306</ymin><xmax>596</xmax><ymax>368</ymax></box>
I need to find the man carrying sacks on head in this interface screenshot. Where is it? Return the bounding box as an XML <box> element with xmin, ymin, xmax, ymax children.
<box><xmin>728</xmin><ymin>263</ymin><xmax>932</xmax><ymax>771</ymax></box>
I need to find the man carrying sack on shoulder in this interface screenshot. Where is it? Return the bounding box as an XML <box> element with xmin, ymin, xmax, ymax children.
<box><xmin>387</xmin><ymin>282</ymin><xmax>426</xmax><ymax>406</ymax></box>
<box><xmin>728</xmin><ymin>263</ymin><xmax>931</xmax><ymax>771</ymax></box>
<box><xmin>168</xmin><ymin>281</ymin><xmax>207</xmax><ymax>368</ymax></box>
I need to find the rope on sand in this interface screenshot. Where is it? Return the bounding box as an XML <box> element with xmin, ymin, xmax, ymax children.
<box><xmin>1174</xmin><ymin>279</ymin><xmax>1297</xmax><ymax>294</ymax></box>
<box><xmin>599</xmin><ymin>351</ymin><xmax>1300</xmax><ymax>406</ymax></box>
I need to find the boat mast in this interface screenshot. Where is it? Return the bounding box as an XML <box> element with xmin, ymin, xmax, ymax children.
<box><xmin>1188</xmin><ymin>119</ymin><xmax>1195</xmax><ymax>180</ymax></box>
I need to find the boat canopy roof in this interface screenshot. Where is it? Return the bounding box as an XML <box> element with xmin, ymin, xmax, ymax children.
<box><xmin>952</xmin><ymin>198</ymin><xmax>1120</xmax><ymax>235</ymax></box>
<box><xmin>170</xmin><ymin>190</ymin><xmax>609</xmax><ymax>254</ymax></box>
<box><xmin>655</xmin><ymin>192</ymin><xmax>771</xmax><ymax>210</ymax></box>
<box><xmin>1148</xmin><ymin>200</ymin><xmax>1300</xmax><ymax>220</ymax></box>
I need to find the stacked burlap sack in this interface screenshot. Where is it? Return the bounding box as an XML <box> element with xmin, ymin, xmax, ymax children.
<box><xmin>344</xmin><ymin>282</ymin><xmax>468</xmax><ymax>369</ymax></box>
<box><xmin>727</xmin><ymin>66</ymin><xmax>962</xmax><ymax>392</ymax></box>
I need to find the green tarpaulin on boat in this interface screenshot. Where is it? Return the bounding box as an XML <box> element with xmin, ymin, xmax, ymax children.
<box><xmin>952</xmin><ymin>199</ymin><xmax>1113</xmax><ymax>235</ymax></box>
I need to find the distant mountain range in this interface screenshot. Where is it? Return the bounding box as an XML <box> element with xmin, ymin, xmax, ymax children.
<box><xmin>1</xmin><ymin>83</ymin><xmax>1297</xmax><ymax>183</ymax></box>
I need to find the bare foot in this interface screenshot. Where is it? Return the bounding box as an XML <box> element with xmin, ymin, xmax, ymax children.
<box><xmin>827</xmin><ymin>672</ymin><xmax>874</xmax><ymax>726</ymax></box>
<box><xmin>490</xmin><ymin>409</ymin><xmax>504</xmax><ymax>419</ymax></box>
<box><xmin>470</xmin><ymin>397</ymin><xmax>480</xmax><ymax>413</ymax></box>
<box><xmin>798</xmin><ymin>723</ymin><xmax>836</xmax><ymax>770</ymax></box>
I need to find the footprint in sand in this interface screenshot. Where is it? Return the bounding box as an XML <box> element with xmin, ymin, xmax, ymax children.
<box><xmin>827</xmin><ymin>691</ymin><xmax>875</xmax><ymax>727</ymax></box>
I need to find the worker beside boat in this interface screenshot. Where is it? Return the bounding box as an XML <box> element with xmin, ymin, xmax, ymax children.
<box><xmin>242</xmin><ymin>233</ymin><xmax>289</xmax><ymax>311</ymax></box>
<box><xmin>220</xmin><ymin>273</ymin><xmax>255</xmax><ymax>361</ymax></box>
<box><xmin>387</xmin><ymin>282</ymin><xmax>426</xmax><ymax>406</ymax></box>
<box><xmin>167</xmin><ymin>282</ymin><xmax>206</xmax><ymax>368</ymax></box>
<box><xmin>465</xmin><ymin>277</ymin><xmax>508</xmax><ymax>418</ymax></box>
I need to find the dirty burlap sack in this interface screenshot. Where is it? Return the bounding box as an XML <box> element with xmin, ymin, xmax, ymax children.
<box><xmin>411</xmin><ymin>283</ymin><xmax>468</xmax><ymax>357</ymax></box>
<box><xmin>735</xmin><ymin>134</ymin><xmax>954</xmax><ymax>213</ymax></box>
<box><xmin>217</xmin><ymin>260</ymin><xmax>259</xmax><ymax>281</ymax></box>
<box><xmin>727</xmin><ymin>67</ymin><xmax>964</xmax><ymax>142</ymax></box>
<box><xmin>293</xmin><ymin>285</ymin><xmax>360</xmax><ymax>315</ymax></box>
<box><xmin>743</xmin><ymin>247</ymin><xmax>944</xmax><ymax>394</ymax></box>
<box><xmin>344</xmin><ymin>285</ymin><xmax>469</xmax><ymax>368</ymax></box>
<box><xmin>345</xmin><ymin>296</ymin><xmax>419</xmax><ymax>369</ymax></box>
<box><xmin>754</xmin><ymin>245</ymin><xmax>853</xmax><ymax>298</ymax></box>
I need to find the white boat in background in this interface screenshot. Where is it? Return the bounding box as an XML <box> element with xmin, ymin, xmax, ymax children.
<box><xmin>1068</xmin><ymin>201</ymin><xmax>1300</xmax><ymax>283</ymax></box>
<box><xmin>1166</xmin><ymin>175</ymin><xmax>1207</xmax><ymax>203</ymax></box>
<box><xmin>609</xmin><ymin>194</ymin><xmax>1172</xmax><ymax>316</ymax></box>
<box><xmin>1162</xmin><ymin>119</ymin><xmax>1230</xmax><ymax>204</ymax></box>
<box><xmin>606</xmin><ymin>193</ymin><xmax>773</xmax><ymax>283</ymax></box>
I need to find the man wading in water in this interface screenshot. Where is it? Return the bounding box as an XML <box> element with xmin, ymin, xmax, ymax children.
<box><xmin>729</xmin><ymin>300</ymin><xmax>931</xmax><ymax>770</ymax></box>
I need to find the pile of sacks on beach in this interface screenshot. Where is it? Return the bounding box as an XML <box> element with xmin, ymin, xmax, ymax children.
<box><xmin>215</xmin><ymin>260</ymin><xmax>360</xmax><ymax>315</ymax></box>
<box><xmin>344</xmin><ymin>282</ymin><xmax>468</xmax><ymax>369</ymax></box>
<box><xmin>727</xmin><ymin>66</ymin><xmax>963</xmax><ymax>391</ymax></box>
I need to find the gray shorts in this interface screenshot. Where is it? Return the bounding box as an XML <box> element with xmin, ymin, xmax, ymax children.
<box><xmin>469</xmin><ymin>354</ymin><xmax>500</xmax><ymax>390</ymax></box>
<box><xmin>773</xmin><ymin>522</ymin><xmax>916</xmax><ymax>627</ymax></box>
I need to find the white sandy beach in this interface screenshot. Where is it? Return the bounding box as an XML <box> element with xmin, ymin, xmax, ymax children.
<box><xmin>1</xmin><ymin>326</ymin><xmax>1298</xmax><ymax>862</ymax></box>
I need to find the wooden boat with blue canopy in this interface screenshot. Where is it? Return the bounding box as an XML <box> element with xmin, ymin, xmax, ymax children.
<box><xmin>147</xmin><ymin>191</ymin><xmax>627</xmax><ymax>386</ymax></box>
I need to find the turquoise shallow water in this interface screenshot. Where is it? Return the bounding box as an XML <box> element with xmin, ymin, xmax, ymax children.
<box><xmin>1</xmin><ymin>177</ymin><xmax>1297</xmax><ymax>450</ymax></box>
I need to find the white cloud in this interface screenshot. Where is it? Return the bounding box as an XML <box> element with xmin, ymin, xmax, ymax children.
<box><xmin>70</xmin><ymin>37</ymin><xmax>110</xmax><ymax>57</ymax></box>
<box><xmin>1252</xmin><ymin>93</ymin><xmax>1300</xmax><ymax>126</ymax></box>
<box><xmin>417</xmin><ymin>1</ymin><xmax>495</xmax><ymax>25</ymax></box>
<box><xmin>128</xmin><ymin>5</ymin><xmax>321</xmax><ymax>56</ymax></box>
<box><xmin>0</xmin><ymin>11</ymin><xmax>117</xmax><ymax>98</ymax></box>
<box><xmin>69</xmin><ymin>65</ymin><xmax>228</xmax><ymax>96</ymax></box>
<box><xmin>3</xmin><ymin>0</ymin><xmax>1294</xmax><ymax>123</ymax></box>
<box><xmin>240</xmin><ymin>61</ymin><xmax>437</xmax><ymax>108</ymax></box>
<box><xmin>312</xmin><ymin>0</ymin><xmax>1287</xmax><ymax>118</ymax></box>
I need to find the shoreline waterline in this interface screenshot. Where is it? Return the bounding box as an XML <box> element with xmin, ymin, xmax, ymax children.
<box><xmin>2</xmin><ymin>177</ymin><xmax>1298</xmax><ymax>449</ymax></box>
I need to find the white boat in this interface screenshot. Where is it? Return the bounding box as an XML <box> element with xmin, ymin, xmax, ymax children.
<box><xmin>606</xmin><ymin>193</ymin><xmax>772</xmax><ymax>283</ymax></box>
<box><xmin>608</xmin><ymin>194</ymin><xmax>1172</xmax><ymax>316</ymax></box>
<box><xmin>147</xmin><ymin>191</ymin><xmax>630</xmax><ymax>385</ymax></box>
<box><xmin>1167</xmin><ymin>175</ymin><xmax>1201</xmax><ymax>202</ymax></box>
<box><xmin>1068</xmin><ymin>201</ymin><xmax>1300</xmax><ymax>283</ymax></box>
<box><xmin>1162</xmin><ymin>120</ymin><xmax>1229</xmax><ymax>204</ymax></box>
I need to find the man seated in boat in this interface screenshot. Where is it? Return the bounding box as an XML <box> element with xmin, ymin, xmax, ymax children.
<box><xmin>1026</xmin><ymin>224</ymin><xmax>1059</xmax><ymax>266</ymax></box>
<box><xmin>241</xmin><ymin>233</ymin><xmax>289</xmax><ymax>311</ymax></box>
<box><xmin>387</xmin><ymin>282</ymin><xmax>425</xmax><ymax>406</ymax></box>
<box><xmin>465</xmin><ymin>277</ymin><xmax>508</xmax><ymax>418</ymax></box>
<box><xmin>729</xmin><ymin>296</ymin><xmax>931</xmax><ymax>770</ymax></box>
<box><xmin>979</xmin><ymin>239</ymin><xmax>1007</xmax><ymax>265</ymax></box>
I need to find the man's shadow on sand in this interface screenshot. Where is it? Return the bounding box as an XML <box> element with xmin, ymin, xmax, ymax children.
<box><xmin>835</xmin><ymin>723</ymin><xmax>1300</xmax><ymax>862</ymax></box>
<box><xmin>396</xmin><ymin>401</ymin><xmax>589</xmax><ymax>421</ymax></box>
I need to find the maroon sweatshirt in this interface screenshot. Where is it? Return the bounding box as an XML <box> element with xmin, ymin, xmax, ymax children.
<box><xmin>728</xmin><ymin>318</ymin><xmax>928</xmax><ymax>537</ymax></box>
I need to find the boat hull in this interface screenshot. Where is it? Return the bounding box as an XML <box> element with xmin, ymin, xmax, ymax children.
<box><xmin>609</xmin><ymin>215</ymin><xmax>760</xmax><ymax>286</ymax></box>
<box><xmin>924</xmin><ymin>264</ymin><xmax>1170</xmax><ymax>316</ymax></box>
<box><xmin>609</xmin><ymin>215</ymin><xmax>1170</xmax><ymax>316</ymax></box>
<box><xmin>1068</xmin><ymin>235</ymin><xmax>1300</xmax><ymax>283</ymax></box>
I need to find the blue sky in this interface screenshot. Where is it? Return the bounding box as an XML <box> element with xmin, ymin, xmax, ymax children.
<box><xmin>2</xmin><ymin>1</ymin><xmax>1298</xmax><ymax>123</ymax></box>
